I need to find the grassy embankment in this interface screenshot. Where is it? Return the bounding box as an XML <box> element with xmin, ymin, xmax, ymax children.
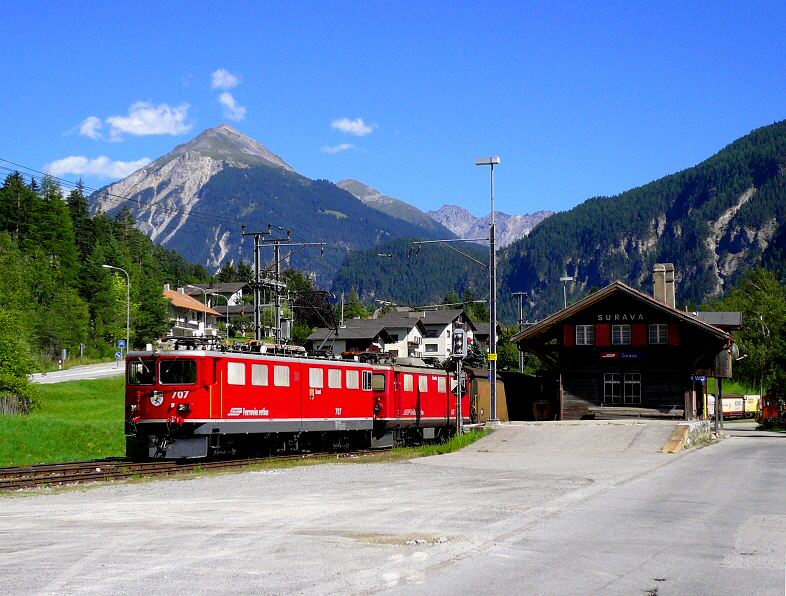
<box><xmin>0</xmin><ymin>376</ymin><xmax>126</xmax><ymax>467</ymax></box>
<box><xmin>0</xmin><ymin>377</ymin><xmax>491</xmax><ymax>468</ymax></box>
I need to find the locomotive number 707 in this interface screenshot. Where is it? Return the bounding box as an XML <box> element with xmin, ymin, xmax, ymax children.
<box><xmin>174</xmin><ymin>390</ymin><xmax>190</xmax><ymax>399</ymax></box>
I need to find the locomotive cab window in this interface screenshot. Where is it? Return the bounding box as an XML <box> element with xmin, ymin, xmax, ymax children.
<box><xmin>362</xmin><ymin>370</ymin><xmax>373</xmax><ymax>391</ymax></box>
<box><xmin>372</xmin><ymin>373</ymin><xmax>386</xmax><ymax>391</ymax></box>
<box><xmin>159</xmin><ymin>359</ymin><xmax>197</xmax><ymax>385</ymax></box>
<box><xmin>128</xmin><ymin>360</ymin><xmax>155</xmax><ymax>385</ymax></box>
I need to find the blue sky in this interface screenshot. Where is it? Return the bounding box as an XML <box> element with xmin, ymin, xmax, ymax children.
<box><xmin>1</xmin><ymin>0</ymin><xmax>785</xmax><ymax>219</ymax></box>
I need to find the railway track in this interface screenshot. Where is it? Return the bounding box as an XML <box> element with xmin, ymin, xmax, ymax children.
<box><xmin>0</xmin><ymin>451</ymin><xmax>384</xmax><ymax>491</ymax></box>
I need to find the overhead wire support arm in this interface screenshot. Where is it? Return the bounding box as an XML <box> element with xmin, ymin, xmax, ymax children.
<box><xmin>407</xmin><ymin>238</ymin><xmax>490</xmax><ymax>269</ymax></box>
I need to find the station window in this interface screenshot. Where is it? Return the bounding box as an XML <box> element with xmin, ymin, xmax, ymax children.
<box><xmin>274</xmin><ymin>365</ymin><xmax>290</xmax><ymax>387</ymax></box>
<box><xmin>624</xmin><ymin>373</ymin><xmax>642</xmax><ymax>404</ymax></box>
<box><xmin>603</xmin><ymin>373</ymin><xmax>621</xmax><ymax>404</ymax></box>
<box><xmin>227</xmin><ymin>361</ymin><xmax>246</xmax><ymax>385</ymax></box>
<box><xmin>649</xmin><ymin>324</ymin><xmax>669</xmax><ymax>344</ymax></box>
<box><xmin>611</xmin><ymin>324</ymin><xmax>631</xmax><ymax>345</ymax></box>
<box><xmin>576</xmin><ymin>325</ymin><xmax>595</xmax><ymax>345</ymax></box>
<box><xmin>403</xmin><ymin>374</ymin><xmax>414</xmax><ymax>392</ymax></box>
<box><xmin>251</xmin><ymin>364</ymin><xmax>268</xmax><ymax>386</ymax></box>
<box><xmin>328</xmin><ymin>368</ymin><xmax>342</xmax><ymax>389</ymax></box>
<box><xmin>347</xmin><ymin>369</ymin><xmax>360</xmax><ymax>389</ymax></box>
<box><xmin>309</xmin><ymin>367</ymin><xmax>324</xmax><ymax>389</ymax></box>
<box><xmin>419</xmin><ymin>375</ymin><xmax>428</xmax><ymax>392</ymax></box>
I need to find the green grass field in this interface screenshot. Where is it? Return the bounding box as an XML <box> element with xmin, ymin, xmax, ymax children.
<box><xmin>0</xmin><ymin>376</ymin><xmax>126</xmax><ymax>467</ymax></box>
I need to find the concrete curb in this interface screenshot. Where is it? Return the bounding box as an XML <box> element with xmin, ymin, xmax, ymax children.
<box><xmin>662</xmin><ymin>420</ymin><xmax>712</xmax><ymax>453</ymax></box>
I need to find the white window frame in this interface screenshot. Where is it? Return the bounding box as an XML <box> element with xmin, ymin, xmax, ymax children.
<box><xmin>403</xmin><ymin>374</ymin><xmax>414</xmax><ymax>392</ymax></box>
<box><xmin>328</xmin><ymin>368</ymin><xmax>342</xmax><ymax>389</ymax></box>
<box><xmin>227</xmin><ymin>361</ymin><xmax>245</xmax><ymax>385</ymax></box>
<box><xmin>251</xmin><ymin>363</ymin><xmax>268</xmax><ymax>386</ymax></box>
<box><xmin>649</xmin><ymin>324</ymin><xmax>669</xmax><ymax>344</ymax></box>
<box><xmin>576</xmin><ymin>325</ymin><xmax>595</xmax><ymax>345</ymax></box>
<box><xmin>346</xmin><ymin>369</ymin><xmax>359</xmax><ymax>390</ymax></box>
<box><xmin>418</xmin><ymin>375</ymin><xmax>428</xmax><ymax>392</ymax></box>
<box><xmin>309</xmin><ymin>368</ymin><xmax>324</xmax><ymax>389</ymax></box>
<box><xmin>437</xmin><ymin>376</ymin><xmax>447</xmax><ymax>393</ymax></box>
<box><xmin>624</xmin><ymin>373</ymin><xmax>642</xmax><ymax>404</ymax></box>
<box><xmin>363</xmin><ymin>370</ymin><xmax>373</xmax><ymax>391</ymax></box>
<box><xmin>274</xmin><ymin>365</ymin><xmax>290</xmax><ymax>387</ymax></box>
<box><xmin>425</xmin><ymin>343</ymin><xmax>439</xmax><ymax>353</ymax></box>
<box><xmin>603</xmin><ymin>373</ymin><xmax>621</xmax><ymax>404</ymax></box>
<box><xmin>611</xmin><ymin>324</ymin><xmax>631</xmax><ymax>345</ymax></box>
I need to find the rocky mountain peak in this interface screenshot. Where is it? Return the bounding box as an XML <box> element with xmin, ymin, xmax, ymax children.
<box><xmin>153</xmin><ymin>123</ymin><xmax>294</xmax><ymax>171</ymax></box>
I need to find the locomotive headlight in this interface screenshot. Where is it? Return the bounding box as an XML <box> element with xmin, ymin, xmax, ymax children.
<box><xmin>176</xmin><ymin>403</ymin><xmax>191</xmax><ymax>414</ymax></box>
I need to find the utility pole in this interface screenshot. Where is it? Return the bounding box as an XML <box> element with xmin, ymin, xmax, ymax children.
<box><xmin>243</xmin><ymin>225</ymin><xmax>324</xmax><ymax>349</ymax></box>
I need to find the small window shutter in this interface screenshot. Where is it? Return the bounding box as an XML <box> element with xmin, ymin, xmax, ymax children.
<box><xmin>668</xmin><ymin>323</ymin><xmax>680</xmax><ymax>345</ymax></box>
<box><xmin>595</xmin><ymin>324</ymin><xmax>611</xmax><ymax>346</ymax></box>
<box><xmin>632</xmin><ymin>324</ymin><xmax>647</xmax><ymax>346</ymax></box>
<box><xmin>563</xmin><ymin>324</ymin><xmax>575</xmax><ymax>346</ymax></box>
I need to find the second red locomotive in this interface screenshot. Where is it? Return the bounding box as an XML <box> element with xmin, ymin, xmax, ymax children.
<box><xmin>125</xmin><ymin>343</ymin><xmax>470</xmax><ymax>459</ymax></box>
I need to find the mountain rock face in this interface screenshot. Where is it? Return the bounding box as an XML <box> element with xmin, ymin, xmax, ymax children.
<box><xmin>427</xmin><ymin>205</ymin><xmax>554</xmax><ymax>247</ymax></box>
<box><xmin>337</xmin><ymin>179</ymin><xmax>452</xmax><ymax>235</ymax></box>
<box><xmin>90</xmin><ymin>124</ymin><xmax>450</xmax><ymax>281</ymax></box>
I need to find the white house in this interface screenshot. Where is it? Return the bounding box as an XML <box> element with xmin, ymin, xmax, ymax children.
<box><xmin>163</xmin><ymin>284</ymin><xmax>221</xmax><ymax>337</ymax></box>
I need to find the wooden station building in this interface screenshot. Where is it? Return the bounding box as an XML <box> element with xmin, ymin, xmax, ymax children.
<box><xmin>511</xmin><ymin>265</ymin><xmax>734</xmax><ymax>420</ymax></box>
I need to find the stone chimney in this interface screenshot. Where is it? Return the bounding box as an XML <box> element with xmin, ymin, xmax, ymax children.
<box><xmin>652</xmin><ymin>263</ymin><xmax>676</xmax><ymax>307</ymax></box>
<box><xmin>163</xmin><ymin>283</ymin><xmax>170</xmax><ymax>292</ymax></box>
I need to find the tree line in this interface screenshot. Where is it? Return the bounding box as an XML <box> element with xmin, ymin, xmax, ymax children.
<box><xmin>0</xmin><ymin>172</ymin><xmax>211</xmax><ymax>401</ymax></box>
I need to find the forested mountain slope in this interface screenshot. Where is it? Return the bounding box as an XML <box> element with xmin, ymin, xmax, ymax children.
<box><xmin>502</xmin><ymin>120</ymin><xmax>786</xmax><ymax>318</ymax></box>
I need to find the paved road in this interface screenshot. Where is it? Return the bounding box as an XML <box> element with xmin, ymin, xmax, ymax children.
<box><xmin>1</xmin><ymin>422</ymin><xmax>784</xmax><ymax>595</ymax></box>
<box><xmin>28</xmin><ymin>361</ymin><xmax>125</xmax><ymax>384</ymax></box>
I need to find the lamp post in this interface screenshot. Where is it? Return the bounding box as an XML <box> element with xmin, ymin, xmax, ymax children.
<box><xmin>102</xmin><ymin>265</ymin><xmax>130</xmax><ymax>360</ymax></box>
<box><xmin>475</xmin><ymin>156</ymin><xmax>500</xmax><ymax>423</ymax></box>
<box><xmin>560</xmin><ymin>276</ymin><xmax>574</xmax><ymax>310</ymax></box>
<box><xmin>211</xmin><ymin>293</ymin><xmax>229</xmax><ymax>340</ymax></box>
<box><xmin>186</xmin><ymin>285</ymin><xmax>208</xmax><ymax>337</ymax></box>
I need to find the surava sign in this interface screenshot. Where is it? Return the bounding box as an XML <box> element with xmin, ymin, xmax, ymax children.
<box><xmin>595</xmin><ymin>313</ymin><xmax>645</xmax><ymax>322</ymax></box>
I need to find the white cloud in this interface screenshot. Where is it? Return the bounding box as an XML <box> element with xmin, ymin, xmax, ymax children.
<box><xmin>331</xmin><ymin>117</ymin><xmax>375</xmax><ymax>136</ymax></box>
<box><xmin>79</xmin><ymin>116</ymin><xmax>104</xmax><ymax>140</ymax></box>
<box><xmin>105</xmin><ymin>102</ymin><xmax>191</xmax><ymax>140</ymax></box>
<box><xmin>45</xmin><ymin>156</ymin><xmax>152</xmax><ymax>179</ymax></box>
<box><xmin>211</xmin><ymin>69</ymin><xmax>240</xmax><ymax>90</ymax></box>
<box><xmin>321</xmin><ymin>143</ymin><xmax>356</xmax><ymax>154</ymax></box>
<box><xmin>218</xmin><ymin>92</ymin><xmax>246</xmax><ymax>121</ymax></box>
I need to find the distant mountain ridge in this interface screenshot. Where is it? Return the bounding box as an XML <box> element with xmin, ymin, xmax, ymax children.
<box><xmin>336</xmin><ymin>179</ymin><xmax>453</xmax><ymax>235</ymax></box>
<box><xmin>90</xmin><ymin>124</ymin><xmax>451</xmax><ymax>282</ymax></box>
<box><xmin>427</xmin><ymin>205</ymin><xmax>554</xmax><ymax>247</ymax></box>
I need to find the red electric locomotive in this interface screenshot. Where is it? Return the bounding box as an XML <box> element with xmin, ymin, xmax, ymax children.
<box><xmin>125</xmin><ymin>343</ymin><xmax>470</xmax><ymax>459</ymax></box>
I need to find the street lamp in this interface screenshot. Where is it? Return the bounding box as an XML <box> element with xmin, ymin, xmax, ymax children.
<box><xmin>475</xmin><ymin>156</ymin><xmax>500</xmax><ymax>423</ymax></box>
<box><xmin>102</xmin><ymin>265</ymin><xmax>130</xmax><ymax>360</ymax></box>
<box><xmin>560</xmin><ymin>276</ymin><xmax>574</xmax><ymax>310</ymax></box>
<box><xmin>211</xmin><ymin>293</ymin><xmax>229</xmax><ymax>340</ymax></box>
<box><xmin>186</xmin><ymin>285</ymin><xmax>209</xmax><ymax>337</ymax></box>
